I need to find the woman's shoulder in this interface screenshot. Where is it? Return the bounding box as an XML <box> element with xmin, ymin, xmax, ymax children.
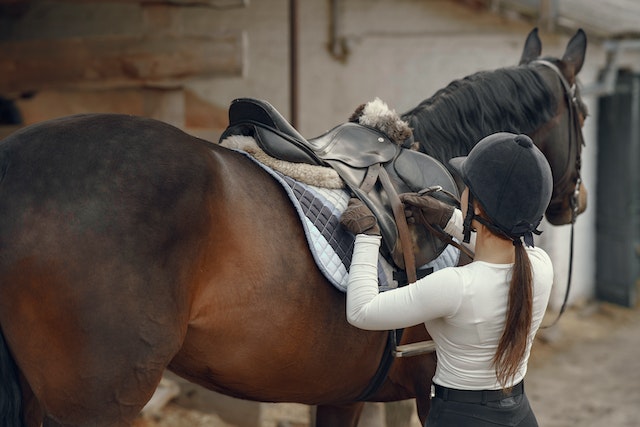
<box><xmin>525</xmin><ymin>245</ymin><xmax>552</xmax><ymax>265</ymax></box>
<box><xmin>526</xmin><ymin>245</ymin><xmax>554</xmax><ymax>283</ymax></box>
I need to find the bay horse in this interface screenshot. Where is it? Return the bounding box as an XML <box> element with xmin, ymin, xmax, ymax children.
<box><xmin>0</xmin><ymin>28</ymin><xmax>586</xmax><ymax>427</ymax></box>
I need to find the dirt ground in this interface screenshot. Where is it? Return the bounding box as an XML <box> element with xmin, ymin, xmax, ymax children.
<box><xmin>134</xmin><ymin>301</ymin><xmax>640</xmax><ymax>427</ymax></box>
<box><xmin>526</xmin><ymin>301</ymin><xmax>640</xmax><ymax>427</ymax></box>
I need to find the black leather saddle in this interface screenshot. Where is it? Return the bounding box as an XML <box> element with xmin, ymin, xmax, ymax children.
<box><xmin>220</xmin><ymin>98</ymin><xmax>459</xmax><ymax>281</ymax></box>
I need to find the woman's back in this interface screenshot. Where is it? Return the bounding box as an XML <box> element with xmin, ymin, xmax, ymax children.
<box><xmin>428</xmin><ymin>247</ymin><xmax>553</xmax><ymax>390</ymax></box>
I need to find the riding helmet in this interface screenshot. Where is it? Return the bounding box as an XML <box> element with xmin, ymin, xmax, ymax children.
<box><xmin>449</xmin><ymin>132</ymin><xmax>553</xmax><ymax>246</ymax></box>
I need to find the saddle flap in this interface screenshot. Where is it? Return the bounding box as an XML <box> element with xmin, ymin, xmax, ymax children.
<box><xmin>328</xmin><ymin>148</ymin><xmax>459</xmax><ymax>272</ymax></box>
<box><xmin>389</xmin><ymin>151</ymin><xmax>459</xmax><ymax>270</ymax></box>
<box><xmin>392</xmin><ymin>149</ymin><xmax>459</xmax><ymax>196</ymax></box>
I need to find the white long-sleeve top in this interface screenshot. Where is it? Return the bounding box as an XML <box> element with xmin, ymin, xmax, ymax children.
<box><xmin>346</xmin><ymin>210</ymin><xmax>553</xmax><ymax>390</ymax></box>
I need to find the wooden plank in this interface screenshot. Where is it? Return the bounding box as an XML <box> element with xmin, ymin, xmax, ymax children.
<box><xmin>0</xmin><ymin>32</ymin><xmax>245</xmax><ymax>95</ymax></box>
<box><xmin>0</xmin><ymin>0</ymin><xmax>248</xmax><ymax>6</ymax></box>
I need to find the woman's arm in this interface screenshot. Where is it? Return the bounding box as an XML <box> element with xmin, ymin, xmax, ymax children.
<box><xmin>346</xmin><ymin>234</ymin><xmax>463</xmax><ymax>330</ymax></box>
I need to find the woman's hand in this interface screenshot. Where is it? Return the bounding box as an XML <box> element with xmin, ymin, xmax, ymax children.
<box><xmin>400</xmin><ymin>192</ymin><xmax>455</xmax><ymax>229</ymax></box>
<box><xmin>340</xmin><ymin>198</ymin><xmax>380</xmax><ymax>236</ymax></box>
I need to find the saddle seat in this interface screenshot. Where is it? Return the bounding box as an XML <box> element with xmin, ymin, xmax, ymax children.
<box><xmin>220</xmin><ymin>98</ymin><xmax>459</xmax><ymax>278</ymax></box>
<box><xmin>220</xmin><ymin>98</ymin><xmax>401</xmax><ymax>167</ymax></box>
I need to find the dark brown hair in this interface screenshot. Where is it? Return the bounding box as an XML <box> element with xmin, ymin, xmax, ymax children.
<box><xmin>493</xmin><ymin>239</ymin><xmax>533</xmax><ymax>388</ymax></box>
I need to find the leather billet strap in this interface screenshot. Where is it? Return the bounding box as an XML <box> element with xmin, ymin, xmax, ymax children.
<box><xmin>414</xmin><ymin>186</ymin><xmax>475</xmax><ymax>261</ymax></box>
<box><xmin>359</xmin><ymin>163</ymin><xmax>380</xmax><ymax>194</ymax></box>
<box><xmin>414</xmin><ymin>209</ymin><xmax>475</xmax><ymax>261</ymax></box>
<box><xmin>376</xmin><ymin>165</ymin><xmax>418</xmax><ymax>284</ymax></box>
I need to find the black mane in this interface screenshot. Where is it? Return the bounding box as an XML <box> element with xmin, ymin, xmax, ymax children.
<box><xmin>401</xmin><ymin>66</ymin><xmax>557</xmax><ymax>167</ymax></box>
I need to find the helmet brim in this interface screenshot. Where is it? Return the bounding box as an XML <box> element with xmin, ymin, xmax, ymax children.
<box><xmin>448</xmin><ymin>156</ymin><xmax>467</xmax><ymax>179</ymax></box>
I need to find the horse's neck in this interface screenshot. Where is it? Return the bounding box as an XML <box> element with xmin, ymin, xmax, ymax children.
<box><xmin>406</xmin><ymin>65</ymin><xmax>554</xmax><ymax>164</ymax></box>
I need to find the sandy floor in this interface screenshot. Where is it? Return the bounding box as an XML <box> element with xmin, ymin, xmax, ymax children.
<box><xmin>134</xmin><ymin>302</ymin><xmax>640</xmax><ymax>427</ymax></box>
<box><xmin>526</xmin><ymin>302</ymin><xmax>640</xmax><ymax>427</ymax></box>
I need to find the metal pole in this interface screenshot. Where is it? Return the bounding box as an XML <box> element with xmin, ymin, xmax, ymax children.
<box><xmin>289</xmin><ymin>0</ymin><xmax>299</xmax><ymax>128</ymax></box>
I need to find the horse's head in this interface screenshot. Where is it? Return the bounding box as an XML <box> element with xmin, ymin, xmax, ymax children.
<box><xmin>519</xmin><ymin>28</ymin><xmax>588</xmax><ymax>226</ymax></box>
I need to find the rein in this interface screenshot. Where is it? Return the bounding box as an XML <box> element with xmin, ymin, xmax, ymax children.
<box><xmin>533</xmin><ymin>59</ymin><xmax>584</xmax><ymax>328</ymax></box>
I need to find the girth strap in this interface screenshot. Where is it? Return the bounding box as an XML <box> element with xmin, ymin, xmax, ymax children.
<box><xmin>355</xmin><ymin>328</ymin><xmax>404</xmax><ymax>401</ymax></box>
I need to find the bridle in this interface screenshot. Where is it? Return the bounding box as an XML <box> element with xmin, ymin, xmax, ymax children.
<box><xmin>533</xmin><ymin>59</ymin><xmax>585</xmax><ymax>222</ymax></box>
<box><xmin>532</xmin><ymin>59</ymin><xmax>585</xmax><ymax>327</ymax></box>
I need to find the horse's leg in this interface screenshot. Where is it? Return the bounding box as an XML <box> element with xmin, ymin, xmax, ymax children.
<box><xmin>3</xmin><ymin>282</ymin><xmax>178</xmax><ymax>426</ymax></box>
<box><xmin>399</xmin><ymin>352</ymin><xmax>433</xmax><ymax>424</ymax></box>
<box><xmin>314</xmin><ymin>402</ymin><xmax>365</xmax><ymax>427</ymax></box>
<box><xmin>0</xmin><ymin>214</ymin><xmax>201</xmax><ymax>424</ymax></box>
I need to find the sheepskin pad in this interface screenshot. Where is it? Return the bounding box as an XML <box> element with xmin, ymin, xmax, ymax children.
<box><xmin>220</xmin><ymin>135</ymin><xmax>344</xmax><ymax>189</ymax></box>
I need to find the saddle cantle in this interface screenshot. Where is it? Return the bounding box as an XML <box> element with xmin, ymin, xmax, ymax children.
<box><xmin>220</xmin><ymin>97</ymin><xmax>459</xmax><ymax>281</ymax></box>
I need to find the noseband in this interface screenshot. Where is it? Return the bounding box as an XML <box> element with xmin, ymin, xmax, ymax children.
<box><xmin>533</xmin><ymin>59</ymin><xmax>585</xmax><ymax>327</ymax></box>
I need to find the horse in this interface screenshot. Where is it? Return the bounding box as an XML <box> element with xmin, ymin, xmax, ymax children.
<box><xmin>404</xmin><ymin>28</ymin><xmax>588</xmax><ymax>226</ymax></box>
<box><xmin>0</xmin><ymin>28</ymin><xmax>587</xmax><ymax>427</ymax></box>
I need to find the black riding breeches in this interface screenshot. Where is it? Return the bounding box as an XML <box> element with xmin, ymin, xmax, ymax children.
<box><xmin>425</xmin><ymin>384</ymin><xmax>538</xmax><ymax>427</ymax></box>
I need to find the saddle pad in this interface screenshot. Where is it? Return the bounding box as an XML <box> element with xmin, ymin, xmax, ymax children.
<box><xmin>233</xmin><ymin>148</ymin><xmax>460</xmax><ymax>292</ymax></box>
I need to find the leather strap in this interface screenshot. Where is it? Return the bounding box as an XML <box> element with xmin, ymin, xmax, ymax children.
<box><xmin>413</xmin><ymin>187</ymin><xmax>475</xmax><ymax>261</ymax></box>
<box><xmin>355</xmin><ymin>328</ymin><xmax>404</xmax><ymax>401</ymax></box>
<box><xmin>377</xmin><ymin>166</ymin><xmax>417</xmax><ymax>283</ymax></box>
<box><xmin>417</xmin><ymin>217</ymin><xmax>475</xmax><ymax>261</ymax></box>
<box><xmin>360</xmin><ymin>164</ymin><xmax>380</xmax><ymax>193</ymax></box>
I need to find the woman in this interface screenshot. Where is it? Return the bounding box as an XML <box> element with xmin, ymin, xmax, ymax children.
<box><xmin>340</xmin><ymin>132</ymin><xmax>553</xmax><ymax>426</ymax></box>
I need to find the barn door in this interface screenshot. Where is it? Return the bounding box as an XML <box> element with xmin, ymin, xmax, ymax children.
<box><xmin>596</xmin><ymin>69</ymin><xmax>640</xmax><ymax>307</ymax></box>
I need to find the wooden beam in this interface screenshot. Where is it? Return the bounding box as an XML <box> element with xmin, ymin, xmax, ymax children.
<box><xmin>0</xmin><ymin>32</ymin><xmax>245</xmax><ymax>96</ymax></box>
<box><xmin>0</xmin><ymin>0</ymin><xmax>248</xmax><ymax>7</ymax></box>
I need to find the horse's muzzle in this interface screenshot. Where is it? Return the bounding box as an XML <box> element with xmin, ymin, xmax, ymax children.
<box><xmin>545</xmin><ymin>182</ymin><xmax>588</xmax><ymax>225</ymax></box>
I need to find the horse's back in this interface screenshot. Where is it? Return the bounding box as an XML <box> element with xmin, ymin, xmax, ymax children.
<box><xmin>0</xmin><ymin>114</ymin><xmax>219</xmax><ymax>424</ymax></box>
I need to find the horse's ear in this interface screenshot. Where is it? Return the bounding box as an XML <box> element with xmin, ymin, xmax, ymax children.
<box><xmin>519</xmin><ymin>28</ymin><xmax>542</xmax><ymax>65</ymax></box>
<box><xmin>561</xmin><ymin>28</ymin><xmax>587</xmax><ymax>78</ymax></box>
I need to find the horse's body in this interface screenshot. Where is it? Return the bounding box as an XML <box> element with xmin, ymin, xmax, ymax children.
<box><xmin>0</xmin><ymin>29</ymin><xmax>587</xmax><ymax>427</ymax></box>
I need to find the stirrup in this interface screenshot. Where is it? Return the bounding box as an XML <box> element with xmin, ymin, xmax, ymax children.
<box><xmin>393</xmin><ymin>340</ymin><xmax>436</xmax><ymax>358</ymax></box>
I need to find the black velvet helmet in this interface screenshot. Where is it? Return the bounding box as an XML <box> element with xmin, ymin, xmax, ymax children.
<box><xmin>449</xmin><ymin>132</ymin><xmax>553</xmax><ymax>246</ymax></box>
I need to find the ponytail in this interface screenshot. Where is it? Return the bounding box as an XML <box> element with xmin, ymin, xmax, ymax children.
<box><xmin>493</xmin><ymin>239</ymin><xmax>533</xmax><ymax>388</ymax></box>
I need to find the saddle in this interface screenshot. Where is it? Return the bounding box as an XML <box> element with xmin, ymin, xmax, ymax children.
<box><xmin>219</xmin><ymin>98</ymin><xmax>459</xmax><ymax>283</ymax></box>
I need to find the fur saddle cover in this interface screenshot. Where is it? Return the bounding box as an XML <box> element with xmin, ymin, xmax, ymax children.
<box><xmin>220</xmin><ymin>98</ymin><xmax>459</xmax><ymax>275</ymax></box>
